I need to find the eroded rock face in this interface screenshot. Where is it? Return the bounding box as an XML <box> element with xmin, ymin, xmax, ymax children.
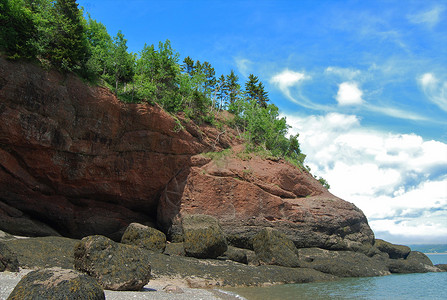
<box><xmin>0</xmin><ymin>57</ymin><xmax>375</xmax><ymax>252</ymax></box>
<box><xmin>159</xmin><ymin>154</ymin><xmax>375</xmax><ymax>251</ymax></box>
<box><xmin>0</xmin><ymin>57</ymin><xmax>233</xmax><ymax>239</ymax></box>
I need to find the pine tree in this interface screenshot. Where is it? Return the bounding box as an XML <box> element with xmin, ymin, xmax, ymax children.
<box><xmin>182</xmin><ymin>56</ymin><xmax>195</xmax><ymax>75</ymax></box>
<box><xmin>216</xmin><ymin>74</ymin><xmax>228</xmax><ymax>110</ymax></box>
<box><xmin>245</xmin><ymin>74</ymin><xmax>269</xmax><ymax>108</ymax></box>
<box><xmin>226</xmin><ymin>70</ymin><xmax>240</xmax><ymax>112</ymax></box>
<box><xmin>47</xmin><ymin>0</ymin><xmax>90</xmax><ymax>72</ymax></box>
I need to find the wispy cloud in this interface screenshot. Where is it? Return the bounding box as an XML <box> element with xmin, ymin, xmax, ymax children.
<box><xmin>325</xmin><ymin>67</ymin><xmax>360</xmax><ymax>80</ymax></box>
<box><xmin>335</xmin><ymin>82</ymin><xmax>364</xmax><ymax>106</ymax></box>
<box><xmin>408</xmin><ymin>6</ymin><xmax>445</xmax><ymax>28</ymax></box>
<box><xmin>284</xmin><ymin>112</ymin><xmax>447</xmax><ymax>244</ymax></box>
<box><xmin>269</xmin><ymin>69</ymin><xmax>329</xmax><ymax>111</ymax></box>
<box><xmin>234</xmin><ymin>57</ymin><xmax>253</xmax><ymax>77</ymax></box>
<box><xmin>364</xmin><ymin>103</ymin><xmax>429</xmax><ymax>121</ymax></box>
<box><xmin>418</xmin><ymin>73</ymin><xmax>447</xmax><ymax>112</ymax></box>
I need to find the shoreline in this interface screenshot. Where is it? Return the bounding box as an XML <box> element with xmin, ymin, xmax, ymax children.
<box><xmin>0</xmin><ymin>269</ymin><xmax>242</xmax><ymax>300</ymax></box>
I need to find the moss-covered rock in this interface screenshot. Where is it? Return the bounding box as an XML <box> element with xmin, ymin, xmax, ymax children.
<box><xmin>252</xmin><ymin>228</ymin><xmax>299</xmax><ymax>268</ymax></box>
<box><xmin>387</xmin><ymin>251</ymin><xmax>439</xmax><ymax>273</ymax></box>
<box><xmin>0</xmin><ymin>242</ymin><xmax>19</xmax><ymax>272</ymax></box>
<box><xmin>1</xmin><ymin>236</ymin><xmax>76</xmax><ymax>269</ymax></box>
<box><xmin>374</xmin><ymin>239</ymin><xmax>411</xmax><ymax>259</ymax></box>
<box><xmin>74</xmin><ymin>235</ymin><xmax>151</xmax><ymax>291</ymax></box>
<box><xmin>7</xmin><ymin>267</ymin><xmax>104</xmax><ymax>300</ymax></box>
<box><xmin>121</xmin><ymin>223</ymin><xmax>166</xmax><ymax>253</ymax></box>
<box><xmin>182</xmin><ymin>214</ymin><xmax>227</xmax><ymax>259</ymax></box>
<box><xmin>297</xmin><ymin>248</ymin><xmax>390</xmax><ymax>277</ymax></box>
<box><xmin>435</xmin><ymin>264</ymin><xmax>447</xmax><ymax>272</ymax></box>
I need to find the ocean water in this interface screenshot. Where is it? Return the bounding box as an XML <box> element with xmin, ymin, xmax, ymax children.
<box><xmin>223</xmin><ymin>254</ymin><xmax>447</xmax><ymax>300</ymax></box>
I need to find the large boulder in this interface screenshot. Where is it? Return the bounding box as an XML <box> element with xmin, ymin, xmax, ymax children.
<box><xmin>182</xmin><ymin>214</ymin><xmax>228</xmax><ymax>259</ymax></box>
<box><xmin>121</xmin><ymin>223</ymin><xmax>166</xmax><ymax>253</ymax></box>
<box><xmin>387</xmin><ymin>251</ymin><xmax>440</xmax><ymax>273</ymax></box>
<box><xmin>0</xmin><ymin>242</ymin><xmax>19</xmax><ymax>272</ymax></box>
<box><xmin>74</xmin><ymin>235</ymin><xmax>151</xmax><ymax>291</ymax></box>
<box><xmin>0</xmin><ymin>56</ymin><xmax>235</xmax><ymax>239</ymax></box>
<box><xmin>7</xmin><ymin>267</ymin><xmax>105</xmax><ymax>300</ymax></box>
<box><xmin>158</xmin><ymin>153</ymin><xmax>375</xmax><ymax>252</ymax></box>
<box><xmin>252</xmin><ymin>228</ymin><xmax>299</xmax><ymax>267</ymax></box>
<box><xmin>297</xmin><ymin>248</ymin><xmax>390</xmax><ymax>277</ymax></box>
<box><xmin>374</xmin><ymin>239</ymin><xmax>411</xmax><ymax>259</ymax></box>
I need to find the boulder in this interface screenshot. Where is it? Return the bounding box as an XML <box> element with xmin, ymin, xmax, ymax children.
<box><xmin>121</xmin><ymin>223</ymin><xmax>166</xmax><ymax>253</ymax></box>
<box><xmin>387</xmin><ymin>251</ymin><xmax>440</xmax><ymax>273</ymax></box>
<box><xmin>182</xmin><ymin>214</ymin><xmax>228</xmax><ymax>259</ymax></box>
<box><xmin>297</xmin><ymin>248</ymin><xmax>390</xmax><ymax>277</ymax></box>
<box><xmin>7</xmin><ymin>267</ymin><xmax>104</xmax><ymax>300</ymax></box>
<box><xmin>74</xmin><ymin>235</ymin><xmax>151</xmax><ymax>291</ymax></box>
<box><xmin>221</xmin><ymin>246</ymin><xmax>253</xmax><ymax>264</ymax></box>
<box><xmin>0</xmin><ymin>242</ymin><xmax>19</xmax><ymax>272</ymax></box>
<box><xmin>374</xmin><ymin>239</ymin><xmax>411</xmax><ymax>259</ymax></box>
<box><xmin>252</xmin><ymin>228</ymin><xmax>299</xmax><ymax>267</ymax></box>
<box><xmin>159</xmin><ymin>153</ymin><xmax>375</xmax><ymax>252</ymax></box>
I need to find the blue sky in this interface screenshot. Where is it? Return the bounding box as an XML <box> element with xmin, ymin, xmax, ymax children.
<box><xmin>78</xmin><ymin>0</ymin><xmax>447</xmax><ymax>245</ymax></box>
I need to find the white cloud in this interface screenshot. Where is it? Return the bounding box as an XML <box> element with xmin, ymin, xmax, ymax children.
<box><xmin>408</xmin><ymin>6</ymin><xmax>445</xmax><ymax>28</ymax></box>
<box><xmin>284</xmin><ymin>112</ymin><xmax>447</xmax><ymax>244</ymax></box>
<box><xmin>271</xmin><ymin>69</ymin><xmax>308</xmax><ymax>90</ymax></box>
<box><xmin>418</xmin><ymin>73</ymin><xmax>447</xmax><ymax>112</ymax></box>
<box><xmin>335</xmin><ymin>82</ymin><xmax>364</xmax><ymax>106</ymax></box>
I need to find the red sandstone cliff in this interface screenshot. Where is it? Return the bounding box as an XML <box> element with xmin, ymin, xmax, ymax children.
<box><xmin>0</xmin><ymin>57</ymin><xmax>374</xmax><ymax>249</ymax></box>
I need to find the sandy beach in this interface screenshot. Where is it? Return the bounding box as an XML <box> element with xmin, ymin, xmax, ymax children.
<box><xmin>0</xmin><ymin>269</ymin><xmax>242</xmax><ymax>300</ymax></box>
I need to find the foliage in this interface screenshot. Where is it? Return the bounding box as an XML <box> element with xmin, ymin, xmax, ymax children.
<box><xmin>0</xmin><ymin>0</ymin><xmax>37</xmax><ymax>59</ymax></box>
<box><xmin>317</xmin><ymin>177</ymin><xmax>331</xmax><ymax>190</ymax></box>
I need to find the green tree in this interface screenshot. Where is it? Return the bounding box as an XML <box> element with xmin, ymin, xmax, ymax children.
<box><xmin>46</xmin><ymin>0</ymin><xmax>90</xmax><ymax>72</ymax></box>
<box><xmin>85</xmin><ymin>14</ymin><xmax>113</xmax><ymax>78</ymax></box>
<box><xmin>135</xmin><ymin>40</ymin><xmax>181</xmax><ymax>110</ymax></box>
<box><xmin>245</xmin><ymin>74</ymin><xmax>269</xmax><ymax>108</ymax></box>
<box><xmin>226</xmin><ymin>70</ymin><xmax>241</xmax><ymax>113</ymax></box>
<box><xmin>111</xmin><ymin>30</ymin><xmax>134</xmax><ymax>91</ymax></box>
<box><xmin>182</xmin><ymin>56</ymin><xmax>195</xmax><ymax>75</ymax></box>
<box><xmin>216</xmin><ymin>74</ymin><xmax>228</xmax><ymax>111</ymax></box>
<box><xmin>0</xmin><ymin>0</ymin><xmax>37</xmax><ymax>59</ymax></box>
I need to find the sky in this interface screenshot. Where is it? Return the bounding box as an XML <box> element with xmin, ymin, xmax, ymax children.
<box><xmin>77</xmin><ymin>0</ymin><xmax>447</xmax><ymax>245</ymax></box>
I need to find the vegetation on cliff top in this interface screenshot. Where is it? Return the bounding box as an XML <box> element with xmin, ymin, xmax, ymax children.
<box><xmin>0</xmin><ymin>0</ymin><xmax>329</xmax><ymax>189</ymax></box>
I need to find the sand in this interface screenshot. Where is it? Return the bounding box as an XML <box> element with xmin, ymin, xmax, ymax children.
<box><xmin>0</xmin><ymin>269</ymin><xmax>243</xmax><ymax>300</ymax></box>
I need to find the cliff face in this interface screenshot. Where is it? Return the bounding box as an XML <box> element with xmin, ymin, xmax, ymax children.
<box><xmin>0</xmin><ymin>57</ymin><xmax>374</xmax><ymax>249</ymax></box>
